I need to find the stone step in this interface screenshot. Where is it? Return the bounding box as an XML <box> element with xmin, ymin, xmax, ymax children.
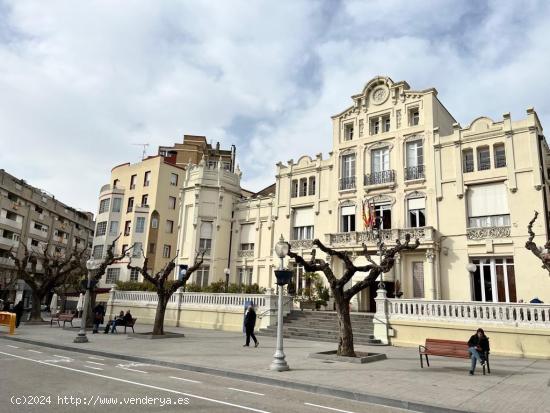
<box><xmin>260</xmin><ymin>327</ymin><xmax>375</xmax><ymax>339</ymax></box>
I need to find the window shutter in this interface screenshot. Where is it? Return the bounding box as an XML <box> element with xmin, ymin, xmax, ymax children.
<box><xmin>240</xmin><ymin>224</ymin><xmax>255</xmax><ymax>244</ymax></box>
<box><xmin>407</xmin><ymin>197</ymin><xmax>425</xmax><ymax>210</ymax></box>
<box><xmin>341</xmin><ymin>205</ymin><xmax>356</xmax><ymax>216</ymax></box>
<box><xmin>200</xmin><ymin>222</ymin><xmax>213</xmax><ymax>239</ymax></box>
<box><xmin>467</xmin><ymin>183</ymin><xmax>509</xmax><ymax>217</ymax></box>
<box><xmin>293</xmin><ymin>208</ymin><xmax>314</xmax><ymax>227</ymax></box>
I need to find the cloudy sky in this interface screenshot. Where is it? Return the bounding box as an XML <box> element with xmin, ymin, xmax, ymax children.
<box><xmin>1</xmin><ymin>0</ymin><xmax>550</xmax><ymax>213</ymax></box>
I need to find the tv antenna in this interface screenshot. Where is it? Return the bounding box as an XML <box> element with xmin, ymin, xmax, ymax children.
<box><xmin>132</xmin><ymin>143</ymin><xmax>149</xmax><ymax>160</ymax></box>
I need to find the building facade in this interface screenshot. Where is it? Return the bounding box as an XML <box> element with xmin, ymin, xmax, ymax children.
<box><xmin>0</xmin><ymin>169</ymin><xmax>94</xmax><ymax>304</ymax></box>
<box><xmin>176</xmin><ymin>76</ymin><xmax>550</xmax><ymax>310</ymax></box>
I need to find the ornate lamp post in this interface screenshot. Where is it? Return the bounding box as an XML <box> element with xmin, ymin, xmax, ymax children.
<box><xmin>74</xmin><ymin>258</ymin><xmax>95</xmax><ymax>343</ymax></box>
<box><xmin>270</xmin><ymin>235</ymin><xmax>291</xmax><ymax>372</ymax></box>
<box><xmin>224</xmin><ymin>268</ymin><xmax>230</xmax><ymax>292</ymax></box>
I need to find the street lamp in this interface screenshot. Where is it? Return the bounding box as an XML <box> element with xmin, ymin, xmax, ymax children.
<box><xmin>466</xmin><ymin>263</ymin><xmax>477</xmax><ymax>273</ymax></box>
<box><xmin>270</xmin><ymin>235</ymin><xmax>291</xmax><ymax>372</ymax></box>
<box><xmin>74</xmin><ymin>258</ymin><xmax>95</xmax><ymax>343</ymax></box>
<box><xmin>224</xmin><ymin>268</ymin><xmax>230</xmax><ymax>292</ymax></box>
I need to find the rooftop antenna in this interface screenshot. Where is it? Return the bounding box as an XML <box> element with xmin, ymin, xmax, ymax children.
<box><xmin>132</xmin><ymin>143</ymin><xmax>149</xmax><ymax>160</ymax></box>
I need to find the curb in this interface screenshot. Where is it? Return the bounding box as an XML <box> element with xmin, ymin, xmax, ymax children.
<box><xmin>0</xmin><ymin>335</ymin><xmax>475</xmax><ymax>413</ymax></box>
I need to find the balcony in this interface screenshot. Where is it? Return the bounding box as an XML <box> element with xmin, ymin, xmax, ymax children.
<box><xmin>237</xmin><ymin>249</ymin><xmax>254</xmax><ymax>258</ymax></box>
<box><xmin>289</xmin><ymin>239</ymin><xmax>314</xmax><ymax>249</ymax></box>
<box><xmin>326</xmin><ymin>227</ymin><xmax>435</xmax><ymax>247</ymax></box>
<box><xmin>0</xmin><ymin>216</ymin><xmax>22</xmax><ymax>230</ymax></box>
<box><xmin>405</xmin><ymin>165</ymin><xmax>425</xmax><ymax>181</ymax></box>
<box><xmin>339</xmin><ymin>177</ymin><xmax>356</xmax><ymax>191</ymax></box>
<box><xmin>29</xmin><ymin>227</ymin><xmax>49</xmax><ymax>238</ymax></box>
<box><xmin>364</xmin><ymin>170</ymin><xmax>395</xmax><ymax>186</ymax></box>
<box><xmin>0</xmin><ymin>257</ymin><xmax>15</xmax><ymax>267</ymax></box>
<box><xmin>467</xmin><ymin>226</ymin><xmax>511</xmax><ymax>240</ymax></box>
<box><xmin>0</xmin><ymin>237</ymin><xmax>19</xmax><ymax>248</ymax></box>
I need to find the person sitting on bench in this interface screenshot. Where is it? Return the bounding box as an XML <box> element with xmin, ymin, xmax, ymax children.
<box><xmin>104</xmin><ymin>311</ymin><xmax>124</xmax><ymax>334</ymax></box>
<box><xmin>467</xmin><ymin>328</ymin><xmax>489</xmax><ymax>375</ymax></box>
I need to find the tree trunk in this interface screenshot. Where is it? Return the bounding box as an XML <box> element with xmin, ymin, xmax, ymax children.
<box><xmin>152</xmin><ymin>292</ymin><xmax>168</xmax><ymax>335</ymax></box>
<box><xmin>334</xmin><ymin>289</ymin><xmax>355</xmax><ymax>357</ymax></box>
<box><xmin>85</xmin><ymin>291</ymin><xmax>98</xmax><ymax>328</ymax></box>
<box><xmin>30</xmin><ymin>289</ymin><xmax>45</xmax><ymax>322</ymax></box>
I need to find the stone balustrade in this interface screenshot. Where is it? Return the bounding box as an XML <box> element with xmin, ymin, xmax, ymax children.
<box><xmin>326</xmin><ymin>226</ymin><xmax>435</xmax><ymax>247</ymax></box>
<box><xmin>289</xmin><ymin>239</ymin><xmax>314</xmax><ymax>249</ymax></box>
<box><xmin>466</xmin><ymin>226</ymin><xmax>511</xmax><ymax>240</ymax></box>
<box><xmin>387</xmin><ymin>298</ymin><xmax>550</xmax><ymax>327</ymax></box>
<box><xmin>237</xmin><ymin>249</ymin><xmax>254</xmax><ymax>258</ymax></box>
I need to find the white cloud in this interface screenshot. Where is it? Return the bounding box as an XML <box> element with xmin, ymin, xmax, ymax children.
<box><xmin>1</xmin><ymin>0</ymin><xmax>550</xmax><ymax>212</ymax></box>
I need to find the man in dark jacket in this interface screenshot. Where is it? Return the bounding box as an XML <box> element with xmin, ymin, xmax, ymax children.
<box><xmin>243</xmin><ymin>304</ymin><xmax>259</xmax><ymax>347</ymax></box>
<box><xmin>92</xmin><ymin>303</ymin><xmax>105</xmax><ymax>334</ymax></box>
<box><xmin>467</xmin><ymin>328</ymin><xmax>490</xmax><ymax>375</ymax></box>
<box><xmin>13</xmin><ymin>300</ymin><xmax>24</xmax><ymax>328</ymax></box>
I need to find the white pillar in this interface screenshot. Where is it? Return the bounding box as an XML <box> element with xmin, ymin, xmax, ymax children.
<box><xmin>425</xmin><ymin>249</ymin><xmax>436</xmax><ymax>300</ymax></box>
<box><xmin>373</xmin><ymin>287</ymin><xmax>389</xmax><ymax>344</ymax></box>
<box><xmin>394</xmin><ymin>252</ymin><xmax>402</xmax><ymax>296</ymax></box>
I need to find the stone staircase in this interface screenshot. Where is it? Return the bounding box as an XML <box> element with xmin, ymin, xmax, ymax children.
<box><xmin>257</xmin><ymin>310</ymin><xmax>382</xmax><ymax>345</ymax></box>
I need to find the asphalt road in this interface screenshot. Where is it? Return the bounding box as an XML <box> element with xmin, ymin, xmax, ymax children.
<box><xmin>0</xmin><ymin>341</ymin><xmax>415</xmax><ymax>413</ymax></box>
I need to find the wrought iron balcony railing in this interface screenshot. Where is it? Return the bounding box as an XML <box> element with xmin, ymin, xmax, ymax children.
<box><xmin>405</xmin><ymin>165</ymin><xmax>425</xmax><ymax>180</ymax></box>
<box><xmin>364</xmin><ymin>170</ymin><xmax>395</xmax><ymax>186</ymax></box>
<box><xmin>339</xmin><ymin>176</ymin><xmax>356</xmax><ymax>190</ymax></box>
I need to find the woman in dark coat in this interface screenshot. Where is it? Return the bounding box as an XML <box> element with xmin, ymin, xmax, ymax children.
<box><xmin>92</xmin><ymin>303</ymin><xmax>105</xmax><ymax>334</ymax></box>
<box><xmin>467</xmin><ymin>328</ymin><xmax>490</xmax><ymax>375</ymax></box>
<box><xmin>243</xmin><ymin>304</ymin><xmax>259</xmax><ymax>347</ymax></box>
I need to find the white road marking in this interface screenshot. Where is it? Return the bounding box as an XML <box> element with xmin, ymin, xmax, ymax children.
<box><xmin>228</xmin><ymin>388</ymin><xmax>265</xmax><ymax>396</ymax></box>
<box><xmin>86</xmin><ymin>361</ymin><xmax>105</xmax><ymax>366</ymax></box>
<box><xmin>0</xmin><ymin>351</ymin><xmax>271</xmax><ymax>413</ymax></box>
<box><xmin>170</xmin><ymin>376</ymin><xmax>202</xmax><ymax>384</ymax></box>
<box><xmin>83</xmin><ymin>365</ymin><xmax>104</xmax><ymax>371</ymax></box>
<box><xmin>6</xmin><ymin>345</ymin><xmax>19</xmax><ymax>349</ymax></box>
<box><xmin>27</xmin><ymin>349</ymin><xmax>42</xmax><ymax>354</ymax></box>
<box><xmin>53</xmin><ymin>355</ymin><xmax>71</xmax><ymax>359</ymax></box>
<box><xmin>119</xmin><ymin>367</ymin><xmax>148</xmax><ymax>374</ymax></box>
<box><xmin>88</xmin><ymin>356</ymin><xmax>105</xmax><ymax>361</ymax></box>
<box><xmin>304</xmin><ymin>403</ymin><xmax>357</xmax><ymax>413</ymax></box>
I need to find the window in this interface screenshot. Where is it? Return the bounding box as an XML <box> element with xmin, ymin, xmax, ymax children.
<box><xmin>341</xmin><ymin>205</ymin><xmax>356</xmax><ymax>232</ymax></box>
<box><xmin>199</xmin><ymin>222</ymin><xmax>213</xmax><ymax>253</ymax></box>
<box><xmin>374</xmin><ymin>204</ymin><xmax>391</xmax><ymax>229</ymax></box>
<box><xmin>358</xmin><ymin>119</ymin><xmax>364</xmax><ymax>137</ymax></box>
<box><xmin>412</xmin><ymin>262</ymin><xmax>424</xmax><ymax>298</ymax></box>
<box><xmin>195</xmin><ymin>266</ymin><xmax>210</xmax><ymax>288</ymax></box>
<box><xmin>344</xmin><ymin>123</ymin><xmax>354</xmax><ymax>141</ymax></box>
<box><xmin>405</xmin><ymin>140</ymin><xmax>424</xmax><ymax>180</ymax></box>
<box><xmin>130</xmin><ymin>174</ymin><xmax>137</xmax><ymax>189</ymax></box>
<box><xmin>127</xmin><ymin>197</ymin><xmax>134</xmax><ymax>213</ymax></box>
<box><xmin>299</xmin><ymin>178</ymin><xmax>307</xmax><ymax>197</ymax></box>
<box><xmin>308</xmin><ymin>177</ymin><xmax>316</xmax><ymax>196</ymax></box>
<box><xmin>291</xmin><ymin>180</ymin><xmax>298</xmax><ymax>198</ymax></box>
<box><xmin>124</xmin><ymin>221</ymin><xmax>131</xmax><ymax>236</ymax></box>
<box><xmin>240</xmin><ymin>243</ymin><xmax>254</xmax><ymax>251</ymax></box>
<box><xmin>109</xmin><ymin>221</ymin><xmax>119</xmax><ymax>236</ymax></box>
<box><xmin>143</xmin><ymin>171</ymin><xmax>151</xmax><ymax>187</ymax></box>
<box><xmin>238</xmin><ymin>268</ymin><xmax>253</xmax><ymax>286</ymax></box>
<box><xmin>494</xmin><ymin>144</ymin><xmax>506</xmax><ymax>168</ymax></box>
<box><xmin>6</xmin><ymin>211</ymin><xmax>18</xmax><ymax>221</ymax></box>
<box><xmin>112</xmin><ymin>197</ymin><xmax>122</xmax><ymax>212</ymax></box>
<box><xmin>130</xmin><ymin>268</ymin><xmax>140</xmax><ymax>282</ymax></box>
<box><xmin>467</xmin><ymin>183</ymin><xmax>510</xmax><ymax>228</ymax></box>
<box><xmin>132</xmin><ymin>242</ymin><xmax>142</xmax><ymax>257</ymax></box>
<box><xmin>166</xmin><ymin>220</ymin><xmax>174</xmax><ymax>233</ymax></box>
<box><xmin>408</xmin><ymin>198</ymin><xmax>426</xmax><ymax>228</ymax></box>
<box><xmin>148</xmin><ymin>243</ymin><xmax>155</xmax><ymax>253</ymax></box>
<box><xmin>162</xmin><ymin>244</ymin><xmax>171</xmax><ymax>258</ymax></box>
<box><xmin>113</xmin><ymin>179</ymin><xmax>119</xmax><ymax>188</ymax></box>
<box><xmin>170</xmin><ymin>173</ymin><xmax>178</xmax><ymax>186</ymax></box>
<box><xmin>35</xmin><ymin>206</ymin><xmax>43</xmax><ymax>214</ymax></box>
<box><xmin>370</xmin><ymin>118</ymin><xmax>380</xmax><ymax>135</ymax></box>
<box><xmin>463</xmin><ymin>149</ymin><xmax>474</xmax><ymax>173</ymax></box>
<box><xmin>240</xmin><ymin>224</ymin><xmax>254</xmax><ymax>250</ymax></box>
<box><xmin>371</xmin><ymin>148</ymin><xmax>390</xmax><ymax>173</ymax></box>
<box><xmin>105</xmin><ymin>268</ymin><xmax>120</xmax><ymax>284</ymax></box>
<box><xmin>141</xmin><ymin>194</ymin><xmax>148</xmax><ymax>206</ymax></box>
<box><xmin>199</xmin><ymin>238</ymin><xmax>212</xmax><ymax>251</ymax></box>
<box><xmin>340</xmin><ymin>154</ymin><xmax>356</xmax><ymax>190</ymax></box>
<box><xmin>293</xmin><ymin>208</ymin><xmax>314</xmax><ymax>240</ymax></box>
<box><xmin>168</xmin><ymin>196</ymin><xmax>177</xmax><ymax>209</ymax></box>
<box><xmin>477</xmin><ymin>147</ymin><xmax>490</xmax><ymax>170</ymax></box>
<box><xmin>409</xmin><ymin>108</ymin><xmax>419</xmax><ymax>126</ymax></box>
<box><xmin>135</xmin><ymin>217</ymin><xmax>146</xmax><ymax>233</ymax></box>
<box><xmin>99</xmin><ymin>199</ymin><xmax>110</xmax><ymax>214</ymax></box>
<box><xmin>30</xmin><ymin>239</ymin><xmax>39</xmax><ymax>247</ymax></box>
<box><xmin>95</xmin><ymin>221</ymin><xmax>107</xmax><ymax>236</ymax></box>
<box><xmin>382</xmin><ymin>115</ymin><xmax>390</xmax><ymax>132</ymax></box>
<box><xmin>471</xmin><ymin>258</ymin><xmax>516</xmax><ymax>302</ymax></box>
<box><xmin>151</xmin><ymin>216</ymin><xmax>159</xmax><ymax>229</ymax></box>
<box><xmin>92</xmin><ymin>245</ymin><xmax>103</xmax><ymax>259</ymax></box>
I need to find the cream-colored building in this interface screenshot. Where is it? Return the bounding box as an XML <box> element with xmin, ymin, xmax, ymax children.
<box><xmin>177</xmin><ymin>76</ymin><xmax>550</xmax><ymax>309</ymax></box>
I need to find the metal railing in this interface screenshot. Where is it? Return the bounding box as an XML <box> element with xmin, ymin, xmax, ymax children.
<box><xmin>339</xmin><ymin>176</ymin><xmax>356</xmax><ymax>190</ymax></box>
<box><xmin>364</xmin><ymin>170</ymin><xmax>395</xmax><ymax>186</ymax></box>
<box><xmin>405</xmin><ymin>165</ymin><xmax>425</xmax><ymax>180</ymax></box>
<box><xmin>463</xmin><ymin>160</ymin><xmax>474</xmax><ymax>173</ymax></box>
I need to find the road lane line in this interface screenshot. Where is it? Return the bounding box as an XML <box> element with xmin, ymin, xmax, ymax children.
<box><xmin>54</xmin><ymin>355</ymin><xmax>71</xmax><ymax>359</ymax></box>
<box><xmin>27</xmin><ymin>349</ymin><xmax>42</xmax><ymax>354</ymax></box>
<box><xmin>304</xmin><ymin>403</ymin><xmax>356</xmax><ymax>413</ymax></box>
<box><xmin>228</xmin><ymin>388</ymin><xmax>265</xmax><ymax>396</ymax></box>
<box><xmin>0</xmin><ymin>351</ymin><xmax>270</xmax><ymax>413</ymax></box>
<box><xmin>170</xmin><ymin>376</ymin><xmax>202</xmax><ymax>384</ymax></box>
<box><xmin>83</xmin><ymin>365</ymin><xmax>103</xmax><ymax>371</ymax></box>
<box><xmin>118</xmin><ymin>367</ymin><xmax>148</xmax><ymax>374</ymax></box>
<box><xmin>88</xmin><ymin>356</ymin><xmax>105</xmax><ymax>361</ymax></box>
<box><xmin>6</xmin><ymin>345</ymin><xmax>19</xmax><ymax>349</ymax></box>
<box><xmin>86</xmin><ymin>361</ymin><xmax>105</xmax><ymax>366</ymax></box>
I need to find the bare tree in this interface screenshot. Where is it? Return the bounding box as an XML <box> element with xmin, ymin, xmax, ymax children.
<box><xmin>8</xmin><ymin>242</ymin><xmax>88</xmax><ymax>321</ymax></box>
<box><xmin>127</xmin><ymin>250</ymin><xmax>205</xmax><ymax>335</ymax></box>
<box><xmin>287</xmin><ymin>235</ymin><xmax>419</xmax><ymax>357</ymax></box>
<box><xmin>525</xmin><ymin>211</ymin><xmax>550</xmax><ymax>275</ymax></box>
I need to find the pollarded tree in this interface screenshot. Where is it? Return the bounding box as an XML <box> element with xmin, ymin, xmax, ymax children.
<box><xmin>127</xmin><ymin>250</ymin><xmax>205</xmax><ymax>335</ymax></box>
<box><xmin>8</xmin><ymin>242</ymin><xmax>88</xmax><ymax>321</ymax></box>
<box><xmin>287</xmin><ymin>235</ymin><xmax>419</xmax><ymax>357</ymax></box>
<box><xmin>525</xmin><ymin>211</ymin><xmax>550</xmax><ymax>275</ymax></box>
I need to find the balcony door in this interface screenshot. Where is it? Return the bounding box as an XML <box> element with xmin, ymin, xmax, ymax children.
<box><xmin>371</xmin><ymin>148</ymin><xmax>389</xmax><ymax>173</ymax></box>
<box><xmin>406</xmin><ymin>140</ymin><xmax>423</xmax><ymax>179</ymax></box>
<box><xmin>470</xmin><ymin>257</ymin><xmax>516</xmax><ymax>303</ymax></box>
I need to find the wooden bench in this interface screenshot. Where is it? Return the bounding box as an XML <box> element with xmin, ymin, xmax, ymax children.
<box><xmin>112</xmin><ymin>317</ymin><xmax>137</xmax><ymax>334</ymax></box>
<box><xmin>419</xmin><ymin>338</ymin><xmax>490</xmax><ymax>375</ymax></box>
<box><xmin>50</xmin><ymin>313</ymin><xmax>75</xmax><ymax>328</ymax></box>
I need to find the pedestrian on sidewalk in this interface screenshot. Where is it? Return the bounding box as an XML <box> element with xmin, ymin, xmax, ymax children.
<box><xmin>243</xmin><ymin>304</ymin><xmax>259</xmax><ymax>348</ymax></box>
<box><xmin>13</xmin><ymin>300</ymin><xmax>24</xmax><ymax>328</ymax></box>
<box><xmin>467</xmin><ymin>328</ymin><xmax>490</xmax><ymax>375</ymax></box>
<box><xmin>92</xmin><ymin>302</ymin><xmax>105</xmax><ymax>334</ymax></box>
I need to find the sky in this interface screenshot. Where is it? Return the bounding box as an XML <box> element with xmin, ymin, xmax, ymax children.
<box><xmin>1</xmin><ymin>0</ymin><xmax>550</xmax><ymax>213</ymax></box>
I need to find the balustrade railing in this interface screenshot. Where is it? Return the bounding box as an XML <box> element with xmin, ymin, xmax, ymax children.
<box><xmin>339</xmin><ymin>177</ymin><xmax>356</xmax><ymax>191</ymax></box>
<box><xmin>327</xmin><ymin>227</ymin><xmax>434</xmax><ymax>246</ymax></box>
<box><xmin>364</xmin><ymin>170</ymin><xmax>395</xmax><ymax>186</ymax></box>
<box><xmin>237</xmin><ymin>249</ymin><xmax>254</xmax><ymax>258</ymax></box>
<box><xmin>387</xmin><ymin>298</ymin><xmax>550</xmax><ymax>327</ymax></box>
<box><xmin>289</xmin><ymin>239</ymin><xmax>314</xmax><ymax>249</ymax></box>
<box><xmin>405</xmin><ymin>165</ymin><xmax>425</xmax><ymax>180</ymax></box>
<box><xmin>467</xmin><ymin>226</ymin><xmax>511</xmax><ymax>240</ymax></box>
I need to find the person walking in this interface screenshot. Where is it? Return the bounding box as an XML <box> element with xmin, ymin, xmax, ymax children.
<box><xmin>467</xmin><ymin>328</ymin><xmax>490</xmax><ymax>375</ymax></box>
<box><xmin>243</xmin><ymin>304</ymin><xmax>259</xmax><ymax>347</ymax></box>
<box><xmin>13</xmin><ymin>300</ymin><xmax>24</xmax><ymax>328</ymax></box>
<box><xmin>92</xmin><ymin>303</ymin><xmax>105</xmax><ymax>334</ymax></box>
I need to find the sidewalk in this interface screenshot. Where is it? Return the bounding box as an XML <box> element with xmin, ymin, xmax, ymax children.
<box><xmin>2</xmin><ymin>322</ymin><xmax>549</xmax><ymax>413</ymax></box>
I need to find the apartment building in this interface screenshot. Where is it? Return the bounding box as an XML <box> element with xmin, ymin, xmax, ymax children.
<box><xmin>0</xmin><ymin>169</ymin><xmax>94</xmax><ymax>303</ymax></box>
<box><xmin>176</xmin><ymin>76</ymin><xmax>550</xmax><ymax>310</ymax></box>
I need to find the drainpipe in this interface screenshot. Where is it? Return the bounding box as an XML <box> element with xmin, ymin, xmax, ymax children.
<box><xmin>227</xmin><ymin>210</ymin><xmax>234</xmax><ymax>285</ymax></box>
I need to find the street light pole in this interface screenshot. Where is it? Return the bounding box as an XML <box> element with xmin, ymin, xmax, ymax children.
<box><xmin>74</xmin><ymin>259</ymin><xmax>94</xmax><ymax>343</ymax></box>
<box><xmin>270</xmin><ymin>235</ymin><xmax>290</xmax><ymax>372</ymax></box>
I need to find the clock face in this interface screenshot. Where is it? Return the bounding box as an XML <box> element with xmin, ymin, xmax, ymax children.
<box><xmin>371</xmin><ymin>87</ymin><xmax>388</xmax><ymax>105</ymax></box>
